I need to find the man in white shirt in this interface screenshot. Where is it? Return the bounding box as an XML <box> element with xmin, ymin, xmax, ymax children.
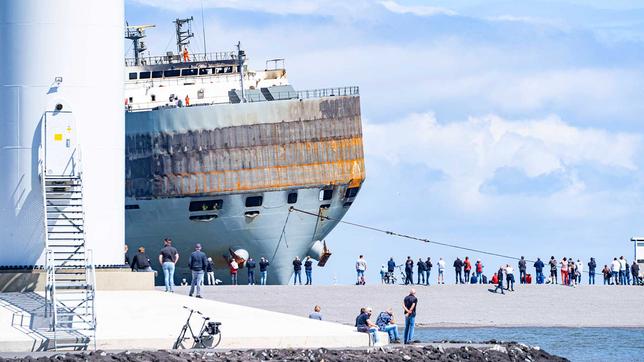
<box><xmin>356</xmin><ymin>255</ymin><xmax>367</xmax><ymax>285</ymax></box>
<box><xmin>611</xmin><ymin>258</ymin><xmax>621</xmax><ymax>285</ymax></box>
<box><xmin>619</xmin><ymin>256</ymin><xmax>627</xmax><ymax>285</ymax></box>
<box><xmin>576</xmin><ymin>259</ymin><xmax>583</xmax><ymax>284</ymax></box>
<box><xmin>437</xmin><ymin>258</ymin><xmax>446</xmax><ymax>284</ymax></box>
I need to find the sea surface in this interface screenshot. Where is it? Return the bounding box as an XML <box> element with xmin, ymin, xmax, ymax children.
<box><xmin>414</xmin><ymin>327</ymin><xmax>644</xmax><ymax>362</ymax></box>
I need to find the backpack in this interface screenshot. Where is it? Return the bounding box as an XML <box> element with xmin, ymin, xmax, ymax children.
<box><xmin>482</xmin><ymin>274</ymin><xmax>488</xmax><ymax>283</ymax></box>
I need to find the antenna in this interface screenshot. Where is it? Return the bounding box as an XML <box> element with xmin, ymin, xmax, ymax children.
<box><xmin>237</xmin><ymin>41</ymin><xmax>246</xmax><ymax>103</ymax></box>
<box><xmin>125</xmin><ymin>23</ymin><xmax>156</xmax><ymax>66</ymax></box>
<box><xmin>174</xmin><ymin>17</ymin><xmax>195</xmax><ymax>55</ymax></box>
<box><xmin>201</xmin><ymin>1</ymin><xmax>207</xmax><ymax>54</ymax></box>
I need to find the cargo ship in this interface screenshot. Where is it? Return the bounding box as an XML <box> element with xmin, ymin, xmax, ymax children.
<box><xmin>123</xmin><ymin>19</ymin><xmax>365</xmax><ymax>284</ymax></box>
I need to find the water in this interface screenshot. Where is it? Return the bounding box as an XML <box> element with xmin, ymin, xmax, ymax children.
<box><xmin>414</xmin><ymin>327</ymin><xmax>644</xmax><ymax>361</ymax></box>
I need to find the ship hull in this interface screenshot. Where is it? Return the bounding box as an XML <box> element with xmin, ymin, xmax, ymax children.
<box><xmin>125</xmin><ymin>94</ymin><xmax>365</xmax><ymax>284</ymax></box>
<box><xmin>125</xmin><ymin>187</ymin><xmax>350</xmax><ymax>285</ymax></box>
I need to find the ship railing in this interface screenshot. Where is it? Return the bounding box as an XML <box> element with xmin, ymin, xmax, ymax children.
<box><xmin>126</xmin><ymin>86</ymin><xmax>359</xmax><ymax>112</ymax></box>
<box><xmin>125</xmin><ymin>51</ymin><xmax>237</xmax><ymax>67</ymax></box>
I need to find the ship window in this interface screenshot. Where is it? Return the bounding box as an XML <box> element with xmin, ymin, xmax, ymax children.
<box><xmin>128</xmin><ymin>97</ymin><xmax>133</xmax><ymax>103</ymax></box>
<box><xmin>164</xmin><ymin>69</ymin><xmax>180</xmax><ymax>77</ymax></box>
<box><xmin>225</xmin><ymin>66</ymin><xmax>233</xmax><ymax>73</ymax></box>
<box><xmin>213</xmin><ymin>67</ymin><xmax>223</xmax><ymax>74</ymax></box>
<box><xmin>152</xmin><ymin>71</ymin><xmax>163</xmax><ymax>78</ymax></box>
<box><xmin>245</xmin><ymin>196</ymin><xmax>263</xmax><ymax>207</ymax></box>
<box><xmin>139</xmin><ymin>71</ymin><xmax>151</xmax><ymax>79</ymax></box>
<box><xmin>199</xmin><ymin>68</ymin><xmax>209</xmax><ymax>75</ymax></box>
<box><xmin>319</xmin><ymin>189</ymin><xmax>333</xmax><ymax>201</ymax></box>
<box><xmin>125</xmin><ymin>204</ymin><xmax>140</xmax><ymax>210</ymax></box>
<box><xmin>189</xmin><ymin>214</ymin><xmax>217</xmax><ymax>222</ymax></box>
<box><xmin>189</xmin><ymin>199</ymin><xmax>223</xmax><ymax>212</ymax></box>
<box><xmin>151</xmin><ymin>94</ymin><xmax>156</xmax><ymax>101</ymax></box>
<box><xmin>287</xmin><ymin>192</ymin><xmax>298</xmax><ymax>204</ymax></box>
<box><xmin>128</xmin><ymin>72</ymin><xmax>138</xmax><ymax>80</ymax></box>
<box><xmin>182</xmin><ymin>68</ymin><xmax>198</xmax><ymax>76</ymax></box>
<box><xmin>345</xmin><ymin>187</ymin><xmax>360</xmax><ymax>198</ymax></box>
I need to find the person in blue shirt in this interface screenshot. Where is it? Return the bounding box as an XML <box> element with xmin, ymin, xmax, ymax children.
<box><xmin>304</xmin><ymin>256</ymin><xmax>314</xmax><ymax>285</ymax></box>
<box><xmin>376</xmin><ymin>308</ymin><xmax>400</xmax><ymax>343</ymax></box>
<box><xmin>533</xmin><ymin>258</ymin><xmax>545</xmax><ymax>284</ymax></box>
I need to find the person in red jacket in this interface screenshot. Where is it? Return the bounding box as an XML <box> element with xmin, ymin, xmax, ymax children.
<box><xmin>475</xmin><ymin>259</ymin><xmax>484</xmax><ymax>284</ymax></box>
<box><xmin>464</xmin><ymin>257</ymin><xmax>472</xmax><ymax>284</ymax></box>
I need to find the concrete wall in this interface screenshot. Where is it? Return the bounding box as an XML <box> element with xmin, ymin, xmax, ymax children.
<box><xmin>0</xmin><ymin>270</ymin><xmax>154</xmax><ymax>292</ymax></box>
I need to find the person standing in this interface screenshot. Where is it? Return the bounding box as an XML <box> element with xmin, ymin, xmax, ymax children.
<box><xmin>304</xmin><ymin>256</ymin><xmax>314</xmax><ymax>285</ymax></box>
<box><xmin>475</xmin><ymin>259</ymin><xmax>484</xmax><ymax>284</ymax></box>
<box><xmin>387</xmin><ymin>257</ymin><xmax>396</xmax><ymax>284</ymax></box>
<box><xmin>425</xmin><ymin>257</ymin><xmax>432</xmax><ymax>286</ymax></box>
<box><xmin>356</xmin><ymin>255</ymin><xmax>367</xmax><ymax>285</ymax></box>
<box><xmin>587</xmin><ymin>257</ymin><xmax>596</xmax><ymax>285</ymax></box>
<box><xmin>611</xmin><ymin>257</ymin><xmax>620</xmax><ymax>285</ymax></box>
<box><xmin>518</xmin><ymin>256</ymin><xmax>527</xmax><ymax>284</ymax></box>
<box><xmin>453</xmin><ymin>257</ymin><xmax>463</xmax><ymax>284</ymax></box>
<box><xmin>416</xmin><ymin>258</ymin><xmax>426</xmax><ymax>285</ymax></box>
<box><xmin>463</xmin><ymin>257</ymin><xmax>472</xmax><ymax>284</ymax></box>
<box><xmin>619</xmin><ymin>256</ymin><xmax>627</xmax><ymax>285</ymax></box>
<box><xmin>402</xmin><ymin>289</ymin><xmax>418</xmax><ymax>344</ymax></box>
<box><xmin>568</xmin><ymin>258</ymin><xmax>576</xmax><ymax>287</ymax></box>
<box><xmin>188</xmin><ymin>243</ymin><xmax>207</xmax><ymax>298</ymax></box>
<box><xmin>602</xmin><ymin>264</ymin><xmax>612</xmax><ymax>285</ymax></box>
<box><xmin>438</xmin><ymin>257</ymin><xmax>446</xmax><ymax>284</ymax></box>
<box><xmin>534</xmin><ymin>258</ymin><xmax>544</xmax><ymax>284</ymax></box>
<box><xmin>130</xmin><ymin>246</ymin><xmax>153</xmax><ymax>272</ymax></box>
<box><xmin>230</xmin><ymin>258</ymin><xmax>239</xmax><ymax>285</ymax></box>
<box><xmin>246</xmin><ymin>257</ymin><xmax>256</xmax><ymax>285</ymax></box>
<box><xmin>631</xmin><ymin>261</ymin><xmax>640</xmax><ymax>286</ymax></box>
<box><xmin>205</xmin><ymin>257</ymin><xmax>215</xmax><ymax>286</ymax></box>
<box><xmin>159</xmin><ymin>238</ymin><xmax>179</xmax><ymax>292</ymax></box>
<box><xmin>576</xmin><ymin>259</ymin><xmax>583</xmax><ymax>284</ymax></box>
<box><xmin>505</xmin><ymin>264</ymin><xmax>515</xmax><ymax>291</ymax></box>
<box><xmin>549</xmin><ymin>256</ymin><xmax>558</xmax><ymax>284</ymax></box>
<box><xmin>293</xmin><ymin>256</ymin><xmax>303</xmax><ymax>285</ymax></box>
<box><xmin>124</xmin><ymin>244</ymin><xmax>130</xmax><ymax>266</ymax></box>
<box><xmin>259</xmin><ymin>257</ymin><xmax>270</xmax><ymax>285</ymax></box>
<box><xmin>493</xmin><ymin>266</ymin><xmax>505</xmax><ymax>294</ymax></box>
<box><xmin>560</xmin><ymin>257</ymin><xmax>569</xmax><ymax>285</ymax></box>
<box><xmin>404</xmin><ymin>256</ymin><xmax>414</xmax><ymax>285</ymax></box>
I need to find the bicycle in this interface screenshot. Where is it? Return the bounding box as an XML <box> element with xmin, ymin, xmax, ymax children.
<box><xmin>173</xmin><ymin>306</ymin><xmax>222</xmax><ymax>349</ymax></box>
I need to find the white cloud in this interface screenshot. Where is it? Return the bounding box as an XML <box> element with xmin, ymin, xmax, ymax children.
<box><xmin>364</xmin><ymin>113</ymin><xmax>641</xmax><ymax>211</ymax></box>
<box><xmin>379</xmin><ymin>0</ymin><xmax>456</xmax><ymax>17</ymax></box>
<box><xmin>129</xmin><ymin>0</ymin><xmax>377</xmax><ymax>19</ymax></box>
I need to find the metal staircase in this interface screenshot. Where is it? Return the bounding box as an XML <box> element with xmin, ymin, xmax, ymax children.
<box><xmin>41</xmin><ymin>111</ymin><xmax>96</xmax><ymax>350</ymax></box>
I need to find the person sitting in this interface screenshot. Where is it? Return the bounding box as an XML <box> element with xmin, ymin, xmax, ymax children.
<box><xmin>308</xmin><ymin>305</ymin><xmax>323</xmax><ymax>320</ymax></box>
<box><xmin>355</xmin><ymin>307</ymin><xmax>379</xmax><ymax>345</ymax></box>
<box><xmin>376</xmin><ymin>308</ymin><xmax>400</xmax><ymax>343</ymax></box>
<box><xmin>130</xmin><ymin>247</ymin><xmax>154</xmax><ymax>273</ymax></box>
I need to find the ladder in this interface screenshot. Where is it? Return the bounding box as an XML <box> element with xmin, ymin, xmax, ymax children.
<box><xmin>41</xmin><ymin>111</ymin><xmax>96</xmax><ymax>350</ymax></box>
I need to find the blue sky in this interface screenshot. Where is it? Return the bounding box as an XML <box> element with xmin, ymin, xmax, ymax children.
<box><xmin>126</xmin><ymin>0</ymin><xmax>644</xmax><ymax>284</ymax></box>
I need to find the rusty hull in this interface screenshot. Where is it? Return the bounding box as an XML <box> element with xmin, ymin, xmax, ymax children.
<box><xmin>125</xmin><ymin>96</ymin><xmax>366</xmax><ymax>198</ymax></box>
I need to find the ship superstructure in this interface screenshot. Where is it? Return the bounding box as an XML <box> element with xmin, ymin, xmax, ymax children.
<box><xmin>123</xmin><ymin>19</ymin><xmax>365</xmax><ymax>284</ymax></box>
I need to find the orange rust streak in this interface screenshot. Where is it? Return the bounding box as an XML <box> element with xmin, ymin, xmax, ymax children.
<box><xmin>161</xmin><ymin>159</ymin><xmax>366</xmax><ymax>195</ymax></box>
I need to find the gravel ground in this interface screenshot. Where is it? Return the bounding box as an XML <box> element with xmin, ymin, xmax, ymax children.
<box><xmin>181</xmin><ymin>284</ymin><xmax>644</xmax><ymax>327</ymax></box>
<box><xmin>0</xmin><ymin>343</ymin><xmax>568</xmax><ymax>362</ymax></box>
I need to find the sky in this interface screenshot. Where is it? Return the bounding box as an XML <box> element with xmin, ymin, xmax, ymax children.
<box><xmin>125</xmin><ymin>0</ymin><xmax>644</xmax><ymax>284</ymax></box>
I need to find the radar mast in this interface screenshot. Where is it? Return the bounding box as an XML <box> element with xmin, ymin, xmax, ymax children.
<box><xmin>174</xmin><ymin>17</ymin><xmax>195</xmax><ymax>55</ymax></box>
<box><xmin>125</xmin><ymin>23</ymin><xmax>155</xmax><ymax>66</ymax></box>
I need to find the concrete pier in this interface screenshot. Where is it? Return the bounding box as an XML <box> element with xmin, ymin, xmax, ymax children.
<box><xmin>0</xmin><ymin>291</ymin><xmax>378</xmax><ymax>352</ymax></box>
<box><xmin>186</xmin><ymin>284</ymin><xmax>644</xmax><ymax>328</ymax></box>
